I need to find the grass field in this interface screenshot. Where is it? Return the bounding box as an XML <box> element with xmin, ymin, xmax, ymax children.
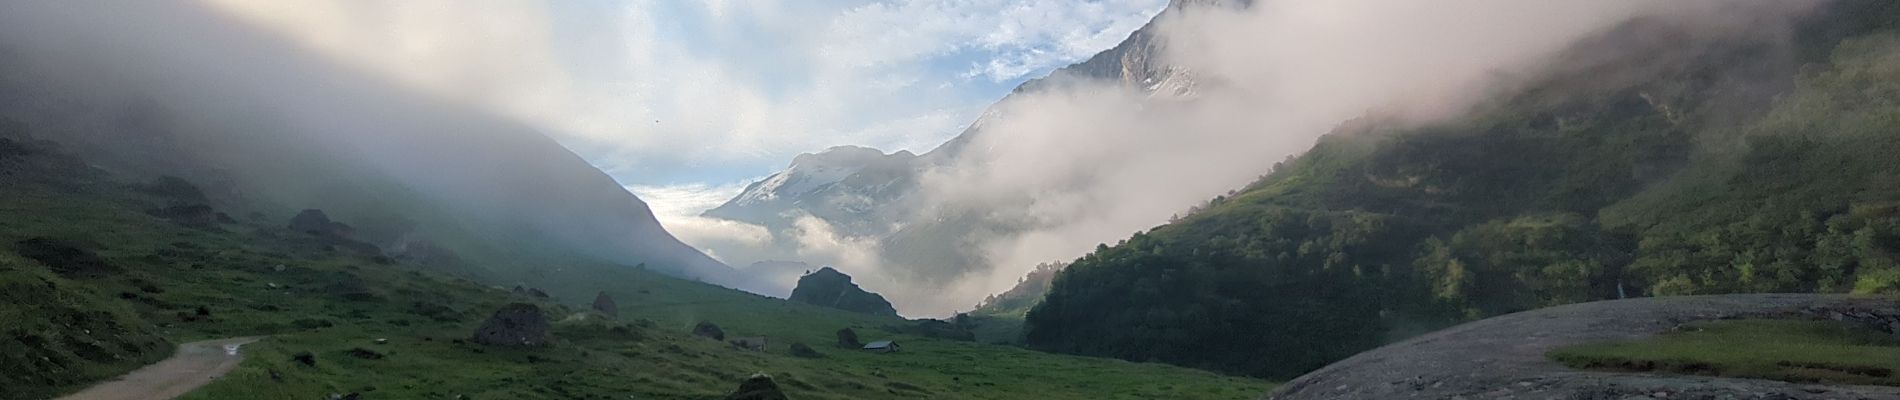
<box><xmin>0</xmin><ymin>146</ymin><xmax>1273</xmax><ymax>399</ymax></box>
<box><xmin>1549</xmin><ymin>319</ymin><xmax>1900</xmax><ymax>386</ymax></box>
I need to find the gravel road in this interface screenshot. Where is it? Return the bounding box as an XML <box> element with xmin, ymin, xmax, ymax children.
<box><xmin>55</xmin><ymin>337</ymin><xmax>261</xmax><ymax>400</ymax></box>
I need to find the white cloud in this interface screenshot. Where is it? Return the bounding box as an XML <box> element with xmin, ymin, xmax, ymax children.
<box><xmin>626</xmin><ymin>181</ymin><xmax>754</xmax><ymax>219</ymax></box>
<box><xmin>626</xmin><ymin>181</ymin><xmax>775</xmax><ymax>262</ymax></box>
<box><xmin>196</xmin><ymin>0</ymin><xmax>1170</xmax><ymax>186</ymax></box>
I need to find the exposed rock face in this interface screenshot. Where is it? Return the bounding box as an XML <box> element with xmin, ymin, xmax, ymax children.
<box><xmin>591</xmin><ymin>291</ymin><xmax>618</xmax><ymax>317</ymax></box>
<box><xmin>693</xmin><ymin>321</ymin><xmax>726</xmax><ymax>341</ymax></box>
<box><xmin>471</xmin><ymin>303</ymin><xmax>549</xmax><ymax>347</ymax></box>
<box><xmin>14</xmin><ymin>238</ymin><xmax>116</xmax><ymax>278</ymax></box>
<box><xmin>1264</xmin><ymin>295</ymin><xmax>1900</xmax><ymax>400</ymax></box>
<box><xmin>788</xmin><ymin>267</ymin><xmax>898</xmax><ymax>317</ymax></box>
<box><xmin>726</xmin><ymin>374</ymin><xmax>790</xmax><ymax>400</ymax></box>
<box><xmin>836</xmin><ymin>328</ymin><xmax>861</xmax><ymax>348</ymax></box>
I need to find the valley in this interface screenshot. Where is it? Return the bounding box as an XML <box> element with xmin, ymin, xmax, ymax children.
<box><xmin>0</xmin><ymin>139</ymin><xmax>1269</xmax><ymax>399</ymax></box>
<box><xmin>9</xmin><ymin>0</ymin><xmax>1900</xmax><ymax>399</ymax></box>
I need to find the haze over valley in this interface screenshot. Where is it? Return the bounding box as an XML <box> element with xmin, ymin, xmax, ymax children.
<box><xmin>8</xmin><ymin>1</ymin><xmax>1900</xmax><ymax>399</ymax></box>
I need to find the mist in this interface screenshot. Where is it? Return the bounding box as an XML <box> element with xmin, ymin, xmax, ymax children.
<box><xmin>0</xmin><ymin>2</ymin><xmax>760</xmax><ymax>292</ymax></box>
<box><xmin>859</xmin><ymin>0</ymin><xmax>1824</xmax><ymax>315</ymax></box>
<box><xmin>0</xmin><ymin>1</ymin><xmax>1824</xmax><ymax>317</ymax></box>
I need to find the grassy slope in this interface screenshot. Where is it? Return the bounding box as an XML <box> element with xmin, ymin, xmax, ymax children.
<box><xmin>1550</xmin><ymin>319</ymin><xmax>1900</xmax><ymax>385</ymax></box>
<box><xmin>0</xmin><ymin>145</ymin><xmax>1270</xmax><ymax>399</ymax></box>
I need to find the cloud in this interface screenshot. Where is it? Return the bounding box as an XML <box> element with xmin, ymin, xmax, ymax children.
<box><xmin>195</xmin><ymin>0</ymin><xmax>1171</xmax><ymax>186</ymax></box>
<box><xmin>899</xmin><ymin>0</ymin><xmax>1822</xmax><ymax>316</ymax></box>
<box><xmin>627</xmin><ymin>181</ymin><xmax>775</xmax><ymax>261</ymax></box>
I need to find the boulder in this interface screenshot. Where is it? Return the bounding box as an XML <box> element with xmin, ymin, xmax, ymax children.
<box><xmin>472</xmin><ymin>303</ymin><xmax>550</xmax><ymax>347</ymax></box>
<box><xmin>137</xmin><ymin>176</ymin><xmax>210</xmax><ymax>204</ymax></box>
<box><xmin>788</xmin><ymin>342</ymin><xmax>823</xmax><ymax>359</ymax></box>
<box><xmin>693</xmin><ymin>321</ymin><xmax>726</xmax><ymax>341</ymax></box>
<box><xmin>288</xmin><ymin>209</ymin><xmax>354</xmax><ymax>239</ymax></box>
<box><xmin>836</xmin><ymin>328</ymin><xmax>861</xmax><ymax>348</ymax></box>
<box><xmin>288</xmin><ymin>209</ymin><xmax>335</xmax><ymax>234</ymax></box>
<box><xmin>726</xmin><ymin>373</ymin><xmax>790</xmax><ymax>400</ymax></box>
<box><xmin>592</xmin><ymin>292</ymin><xmax>618</xmax><ymax>317</ymax></box>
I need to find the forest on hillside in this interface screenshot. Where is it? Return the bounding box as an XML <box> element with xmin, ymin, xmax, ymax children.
<box><xmin>1025</xmin><ymin>0</ymin><xmax>1900</xmax><ymax>379</ymax></box>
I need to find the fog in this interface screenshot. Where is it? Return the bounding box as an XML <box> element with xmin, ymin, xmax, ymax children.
<box><xmin>867</xmin><ymin>0</ymin><xmax>1823</xmax><ymax>315</ymax></box>
<box><xmin>0</xmin><ymin>1</ymin><xmax>1822</xmax><ymax>317</ymax></box>
<box><xmin>0</xmin><ymin>2</ymin><xmax>758</xmax><ymax>292</ymax></box>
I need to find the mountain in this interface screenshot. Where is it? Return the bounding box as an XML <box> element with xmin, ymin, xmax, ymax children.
<box><xmin>0</xmin><ymin>137</ymin><xmax>1270</xmax><ymax>399</ymax></box>
<box><xmin>0</xmin><ymin>1</ymin><xmax>758</xmax><ymax>295</ymax></box>
<box><xmin>1024</xmin><ymin>0</ymin><xmax>1900</xmax><ymax>380</ymax></box>
<box><xmin>705</xmin><ymin>146</ymin><xmax>919</xmax><ymax>237</ymax></box>
<box><xmin>0</xmin><ymin>3</ymin><xmax>1276</xmax><ymax>399</ymax></box>
<box><xmin>699</xmin><ymin>0</ymin><xmax>1243</xmax><ymax>301</ymax></box>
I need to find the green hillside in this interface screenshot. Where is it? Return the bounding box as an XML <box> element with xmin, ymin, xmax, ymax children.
<box><xmin>0</xmin><ymin>136</ymin><xmax>1270</xmax><ymax>399</ymax></box>
<box><xmin>1026</xmin><ymin>0</ymin><xmax>1900</xmax><ymax>380</ymax></box>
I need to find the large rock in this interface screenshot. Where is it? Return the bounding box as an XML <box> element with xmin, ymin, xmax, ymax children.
<box><xmin>287</xmin><ymin>209</ymin><xmax>355</xmax><ymax>239</ymax></box>
<box><xmin>836</xmin><ymin>328</ymin><xmax>861</xmax><ymax>348</ymax></box>
<box><xmin>693</xmin><ymin>321</ymin><xmax>726</xmax><ymax>341</ymax></box>
<box><xmin>788</xmin><ymin>267</ymin><xmax>898</xmax><ymax>317</ymax></box>
<box><xmin>591</xmin><ymin>291</ymin><xmax>618</xmax><ymax>317</ymax></box>
<box><xmin>726</xmin><ymin>374</ymin><xmax>790</xmax><ymax>400</ymax></box>
<box><xmin>471</xmin><ymin>303</ymin><xmax>549</xmax><ymax>347</ymax></box>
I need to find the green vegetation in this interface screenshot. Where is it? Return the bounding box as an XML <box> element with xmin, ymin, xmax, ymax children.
<box><xmin>0</xmin><ymin>135</ymin><xmax>1270</xmax><ymax>399</ymax></box>
<box><xmin>1550</xmin><ymin>319</ymin><xmax>1900</xmax><ymax>385</ymax></box>
<box><xmin>1027</xmin><ymin>0</ymin><xmax>1900</xmax><ymax>380</ymax></box>
<box><xmin>964</xmin><ymin>262</ymin><xmax>1065</xmax><ymax>344</ymax></box>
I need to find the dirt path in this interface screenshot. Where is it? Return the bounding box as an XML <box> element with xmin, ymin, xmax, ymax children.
<box><xmin>56</xmin><ymin>337</ymin><xmax>262</xmax><ymax>400</ymax></box>
<box><xmin>1263</xmin><ymin>294</ymin><xmax>1900</xmax><ymax>400</ymax></box>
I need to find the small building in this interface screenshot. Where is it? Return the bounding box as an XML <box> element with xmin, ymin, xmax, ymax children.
<box><xmin>862</xmin><ymin>340</ymin><xmax>900</xmax><ymax>353</ymax></box>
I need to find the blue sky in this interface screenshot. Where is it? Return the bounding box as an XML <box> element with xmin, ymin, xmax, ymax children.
<box><xmin>201</xmin><ymin>0</ymin><xmax>1169</xmax><ymax>217</ymax></box>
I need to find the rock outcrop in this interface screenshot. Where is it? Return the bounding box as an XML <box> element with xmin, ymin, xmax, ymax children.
<box><xmin>471</xmin><ymin>303</ymin><xmax>549</xmax><ymax>347</ymax></box>
<box><xmin>788</xmin><ymin>342</ymin><xmax>823</xmax><ymax>359</ymax></box>
<box><xmin>726</xmin><ymin>374</ymin><xmax>790</xmax><ymax>400</ymax></box>
<box><xmin>836</xmin><ymin>328</ymin><xmax>861</xmax><ymax>348</ymax></box>
<box><xmin>788</xmin><ymin>267</ymin><xmax>898</xmax><ymax>317</ymax></box>
<box><xmin>693</xmin><ymin>321</ymin><xmax>726</xmax><ymax>341</ymax></box>
<box><xmin>288</xmin><ymin>209</ymin><xmax>353</xmax><ymax>238</ymax></box>
<box><xmin>591</xmin><ymin>291</ymin><xmax>618</xmax><ymax>317</ymax></box>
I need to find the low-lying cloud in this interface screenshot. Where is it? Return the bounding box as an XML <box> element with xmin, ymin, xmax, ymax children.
<box><xmin>876</xmin><ymin>0</ymin><xmax>1824</xmax><ymax>316</ymax></box>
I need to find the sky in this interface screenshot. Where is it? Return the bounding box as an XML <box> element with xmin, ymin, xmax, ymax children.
<box><xmin>199</xmin><ymin>0</ymin><xmax>1171</xmax><ymax>222</ymax></box>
